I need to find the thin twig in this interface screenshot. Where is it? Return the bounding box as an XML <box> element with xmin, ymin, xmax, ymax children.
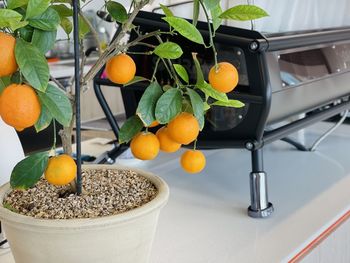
<box><xmin>50</xmin><ymin>75</ymin><xmax>66</xmax><ymax>91</ymax></box>
<box><xmin>199</xmin><ymin>0</ymin><xmax>218</xmax><ymax>69</ymax></box>
<box><xmin>155</xmin><ymin>35</ymin><xmax>181</xmax><ymax>87</ymax></box>
<box><xmin>78</xmin><ymin>10</ymin><xmax>103</xmax><ymax>56</ymax></box>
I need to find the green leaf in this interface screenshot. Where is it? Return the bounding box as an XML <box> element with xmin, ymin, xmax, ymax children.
<box><xmin>192</xmin><ymin>53</ymin><xmax>204</xmax><ymax>85</ymax></box>
<box><xmin>51</xmin><ymin>4</ymin><xmax>73</xmax><ymax>17</ymax></box>
<box><xmin>136</xmin><ymin>81</ymin><xmax>163</xmax><ymax>126</ymax></box>
<box><xmin>211</xmin><ymin>99</ymin><xmax>245</xmax><ymax>108</ymax></box>
<box><xmin>15</xmin><ymin>38</ymin><xmax>49</xmax><ymax>91</ymax></box>
<box><xmin>0</xmin><ymin>76</ymin><xmax>11</xmax><ymax>94</ymax></box>
<box><xmin>192</xmin><ymin>0</ymin><xmax>199</xmax><ymax>26</ymax></box>
<box><xmin>26</xmin><ymin>0</ymin><xmax>51</xmax><ymax>19</ymax></box>
<box><xmin>119</xmin><ymin>115</ymin><xmax>144</xmax><ymax>144</ymax></box>
<box><xmin>29</xmin><ymin>7</ymin><xmax>61</xmax><ymax>31</ymax></box>
<box><xmin>163</xmin><ymin>84</ymin><xmax>172</xmax><ymax>92</ymax></box>
<box><xmin>3</xmin><ymin>202</ymin><xmax>19</xmax><ymax>213</ymax></box>
<box><xmin>0</xmin><ymin>9</ymin><xmax>26</xmax><ymax>31</ymax></box>
<box><xmin>211</xmin><ymin>4</ymin><xmax>222</xmax><ymax>32</ymax></box>
<box><xmin>106</xmin><ymin>1</ymin><xmax>128</xmax><ymax>23</ymax></box>
<box><xmin>10</xmin><ymin>151</ymin><xmax>49</xmax><ymax>189</ymax></box>
<box><xmin>78</xmin><ymin>15</ymin><xmax>90</xmax><ymax>39</ymax></box>
<box><xmin>182</xmin><ymin>98</ymin><xmax>193</xmax><ymax>114</ymax></box>
<box><xmin>37</xmin><ymin>84</ymin><xmax>72</xmax><ymax>127</ymax></box>
<box><xmin>124</xmin><ymin>76</ymin><xmax>149</xmax><ymax>87</ymax></box>
<box><xmin>160</xmin><ymin>4</ymin><xmax>174</xmax><ymax>17</ymax></box>
<box><xmin>7</xmin><ymin>0</ymin><xmax>28</xmax><ymax>9</ymax></box>
<box><xmin>203</xmin><ymin>0</ymin><xmax>220</xmax><ymax>10</ymax></box>
<box><xmin>34</xmin><ymin>103</ymin><xmax>52</xmax><ymax>132</ymax></box>
<box><xmin>154</xmin><ymin>42</ymin><xmax>183</xmax><ymax>59</ymax></box>
<box><xmin>174</xmin><ymin>64</ymin><xmax>189</xmax><ymax>84</ymax></box>
<box><xmin>155</xmin><ymin>88</ymin><xmax>182</xmax><ymax>124</ymax></box>
<box><xmin>203</xmin><ymin>102</ymin><xmax>210</xmax><ymax>111</ymax></box>
<box><xmin>32</xmin><ymin>29</ymin><xmax>57</xmax><ymax>54</ymax></box>
<box><xmin>17</xmin><ymin>25</ymin><xmax>34</xmax><ymax>41</ymax></box>
<box><xmin>219</xmin><ymin>5</ymin><xmax>268</xmax><ymax>21</ymax></box>
<box><xmin>197</xmin><ymin>82</ymin><xmax>228</xmax><ymax>102</ymax></box>
<box><xmin>60</xmin><ymin>17</ymin><xmax>73</xmax><ymax>35</ymax></box>
<box><xmin>187</xmin><ymin>88</ymin><xmax>205</xmax><ymax>130</ymax></box>
<box><xmin>162</xmin><ymin>17</ymin><xmax>204</xmax><ymax>45</ymax></box>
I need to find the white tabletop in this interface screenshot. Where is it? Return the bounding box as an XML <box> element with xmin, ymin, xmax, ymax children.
<box><xmin>1</xmin><ymin>122</ymin><xmax>350</xmax><ymax>262</ymax></box>
<box><xmin>116</xmin><ymin>122</ymin><xmax>350</xmax><ymax>263</ymax></box>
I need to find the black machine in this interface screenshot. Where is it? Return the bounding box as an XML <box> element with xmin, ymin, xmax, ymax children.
<box><xmin>93</xmin><ymin>11</ymin><xmax>350</xmax><ymax>218</ymax></box>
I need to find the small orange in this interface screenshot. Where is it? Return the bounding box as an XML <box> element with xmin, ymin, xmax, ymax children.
<box><xmin>105</xmin><ymin>53</ymin><xmax>136</xmax><ymax>84</ymax></box>
<box><xmin>0</xmin><ymin>32</ymin><xmax>18</xmax><ymax>77</ymax></box>
<box><xmin>148</xmin><ymin>120</ymin><xmax>160</xmax><ymax>128</ymax></box>
<box><xmin>180</xmin><ymin>150</ymin><xmax>206</xmax><ymax>173</ymax></box>
<box><xmin>45</xmin><ymin>154</ymin><xmax>77</xmax><ymax>186</ymax></box>
<box><xmin>130</xmin><ymin>132</ymin><xmax>160</xmax><ymax>160</ymax></box>
<box><xmin>156</xmin><ymin>126</ymin><xmax>181</xmax><ymax>153</ymax></box>
<box><xmin>208</xmin><ymin>62</ymin><xmax>239</xmax><ymax>93</ymax></box>
<box><xmin>0</xmin><ymin>84</ymin><xmax>41</xmax><ymax>131</ymax></box>
<box><xmin>167</xmin><ymin>112</ymin><xmax>199</xmax><ymax>145</ymax></box>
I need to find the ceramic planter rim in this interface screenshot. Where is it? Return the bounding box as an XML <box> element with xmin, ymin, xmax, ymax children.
<box><xmin>0</xmin><ymin>164</ymin><xmax>169</xmax><ymax>231</ymax></box>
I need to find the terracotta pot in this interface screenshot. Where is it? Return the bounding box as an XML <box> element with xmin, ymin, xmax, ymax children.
<box><xmin>0</xmin><ymin>165</ymin><xmax>169</xmax><ymax>263</ymax></box>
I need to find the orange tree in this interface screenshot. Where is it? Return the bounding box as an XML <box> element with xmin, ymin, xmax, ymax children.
<box><xmin>0</xmin><ymin>0</ymin><xmax>267</xmax><ymax>191</ymax></box>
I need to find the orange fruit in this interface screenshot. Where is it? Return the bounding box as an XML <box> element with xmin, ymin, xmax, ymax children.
<box><xmin>105</xmin><ymin>53</ymin><xmax>136</xmax><ymax>84</ymax></box>
<box><xmin>156</xmin><ymin>126</ymin><xmax>181</xmax><ymax>153</ymax></box>
<box><xmin>208</xmin><ymin>62</ymin><xmax>239</xmax><ymax>93</ymax></box>
<box><xmin>45</xmin><ymin>154</ymin><xmax>77</xmax><ymax>186</ymax></box>
<box><xmin>0</xmin><ymin>84</ymin><xmax>41</xmax><ymax>131</ymax></box>
<box><xmin>180</xmin><ymin>150</ymin><xmax>206</xmax><ymax>173</ymax></box>
<box><xmin>0</xmin><ymin>32</ymin><xmax>17</xmax><ymax>77</ymax></box>
<box><xmin>167</xmin><ymin>112</ymin><xmax>199</xmax><ymax>145</ymax></box>
<box><xmin>148</xmin><ymin>120</ymin><xmax>159</xmax><ymax>128</ymax></box>
<box><xmin>130</xmin><ymin>132</ymin><xmax>160</xmax><ymax>160</ymax></box>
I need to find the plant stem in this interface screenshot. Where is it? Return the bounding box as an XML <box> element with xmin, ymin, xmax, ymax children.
<box><xmin>199</xmin><ymin>0</ymin><xmax>218</xmax><ymax>70</ymax></box>
<box><xmin>126</xmin><ymin>51</ymin><xmax>153</xmax><ymax>55</ymax></box>
<box><xmin>151</xmin><ymin>57</ymin><xmax>160</xmax><ymax>81</ymax></box>
<box><xmin>155</xmin><ymin>35</ymin><xmax>181</xmax><ymax>87</ymax></box>
<box><xmin>52</xmin><ymin>119</ymin><xmax>57</xmax><ymax>154</ymax></box>
<box><xmin>78</xmin><ymin>10</ymin><xmax>103</xmax><ymax>56</ymax></box>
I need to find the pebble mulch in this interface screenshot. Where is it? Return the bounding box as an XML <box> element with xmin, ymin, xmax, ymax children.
<box><xmin>3</xmin><ymin>169</ymin><xmax>158</xmax><ymax>219</ymax></box>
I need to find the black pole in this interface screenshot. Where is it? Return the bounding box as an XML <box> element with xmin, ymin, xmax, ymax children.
<box><xmin>72</xmin><ymin>0</ymin><xmax>82</xmax><ymax>195</ymax></box>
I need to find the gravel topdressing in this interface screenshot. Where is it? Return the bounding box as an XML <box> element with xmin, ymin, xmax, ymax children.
<box><xmin>3</xmin><ymin>169</ymin><xmax>158</xmax><ymax>219</ymax></box>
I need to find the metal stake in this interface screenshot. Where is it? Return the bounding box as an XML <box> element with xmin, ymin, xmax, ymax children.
<box><xmin>72</xmin><ymin>0</ymin><xmax>82</xmax><ymax>195</ymax></box>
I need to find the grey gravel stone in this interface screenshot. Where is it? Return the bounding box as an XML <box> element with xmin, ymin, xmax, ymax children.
<box><xmin>3</xmin><ymin>169</ymin><xmax>158</xmax><ymax>219</ymax></box>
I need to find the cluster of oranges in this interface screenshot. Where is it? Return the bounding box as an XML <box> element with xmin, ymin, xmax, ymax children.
<box><xmin>0</xmin><ymin>32</ymin><xmax>41</xmax><ymax>132</ymax></box>
<box><xmin>105</xmin><ymin>53</ymin><xmax>239</xmax><ymax>174</ymax></box>
<box><xmin>130</xmin><ymin>112</ymin><xmax>206</xmax><ymax>174</ymax></box>
<box><xmin>0</xmin><ymin>32</ymin><xmax>76</xmax><ymax>186</ymax></box>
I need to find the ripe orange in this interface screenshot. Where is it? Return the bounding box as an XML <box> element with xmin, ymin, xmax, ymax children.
<box><xmin>105</xmin><ymin>53</ymin><xmax>136</xmax><ymax>84</ymax></box>
<box><xmin>130</xmin><ymin>132</ymin><xmax>160</xmax><ymax>160</ymax></box>
<box><xmin>45</xmin><ymin>154</ymin><xmax>77</xmax><ymax>186</ymax></box>
<box><xmin>156</xmin><ymin>126</ymin><xmax>181</xmax><ymax>153</ymax></box>
<box><xmin>167</xmin><ymin>112</ymin><xmax>199</xmax><ymax>145</ymax></box>
<box><xmin>148</xmin><ymin>120</ymin><xmax>159</xmax><ymax>128</ymax></box>
<box><xmin>208</xmin><ymin>62</ymin><xmax>239</xmax><ymax>93</ymax></box>
<box><xmin>0</xmin><ymin>32</ymin><xmax>18</xmax><ymax>77</ymax></box>
<box><xmin>180</xmin><ymin>150</ymin><xmax>206</xmax><ymax>173</ymax></box>
<box><xmin>0</xmin><ymin>84</ymin><xmax>41</xmax><ymax>131</ymax></box>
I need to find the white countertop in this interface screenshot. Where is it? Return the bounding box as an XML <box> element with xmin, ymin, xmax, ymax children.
<box><xmin>1</xmin><ymin>122</ymin><xmax>350</xmax><ymax>262</ymax></box>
